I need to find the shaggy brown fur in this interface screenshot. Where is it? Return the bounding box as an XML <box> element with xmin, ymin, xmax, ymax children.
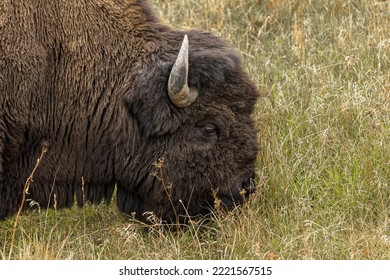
<box><xmin>0</xmin><ymin>0</ymin><xmax>259</xmax><ymax>223</ymax></box>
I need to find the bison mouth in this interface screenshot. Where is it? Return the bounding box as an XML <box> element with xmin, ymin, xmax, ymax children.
<box><xmin>156</xmin><ymin>173</ymin><xmax>256</xmax><ymax>224</ymax></box>
<box><xmin>119</xmin><ymin>172</ymin><xmax>257</xmax><ymax>225</ymax></box>
<box><xmin>216</xmin><ymin>173</ymin><xmax>257</xmax><ymax>209</ymax></box>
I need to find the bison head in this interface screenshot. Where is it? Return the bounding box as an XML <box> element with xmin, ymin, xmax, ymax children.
<box><xmin>118</xmin><ymin>33</ymin><xmax>259</xmax><ymax>224</ymax></box>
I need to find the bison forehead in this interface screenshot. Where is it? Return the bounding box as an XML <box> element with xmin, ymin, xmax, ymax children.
<box><xmin>123</xmin><ymin>37</ymin><xmax>258</xmax><ymax>137</ymax></box>
<box><xmin>183</xmin><ymin>34</ymin><xmax>259</xmax><ymax>112</ymax></box>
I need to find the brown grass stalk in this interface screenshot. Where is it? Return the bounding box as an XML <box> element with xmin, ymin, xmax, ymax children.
<box><xmin>8</xmin><ymin>144</ymin><xmax>48</xmax><ymax>259</ymax></box>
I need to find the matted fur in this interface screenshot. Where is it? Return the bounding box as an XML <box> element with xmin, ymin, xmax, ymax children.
<box><xmin>0</xmin><ymin>0</ymin><xmax>259</xmax><ymax>223</ymax></box>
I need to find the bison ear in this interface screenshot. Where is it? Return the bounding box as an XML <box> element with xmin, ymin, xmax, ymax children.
<box><xmin>123</xmin><ymin>60</ymin><xmax>186</xmax><ymax>138</ymax></box>
<box><xmin>123</xmin><ymin>35</ymin><xmax>201</xmax><ymax>137</ymax></box>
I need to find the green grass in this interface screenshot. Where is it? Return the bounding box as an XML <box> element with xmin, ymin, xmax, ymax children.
<box><xmin>1</xmin><ymin>0</ymin><xmax>389</xmax><ymax>259</ymax></box>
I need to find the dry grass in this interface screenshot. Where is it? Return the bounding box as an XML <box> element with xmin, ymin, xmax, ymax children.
<box><xmin>0</xmin><ymin>0</ymin><xmax>389</xmax><ymax>259</ymax></box>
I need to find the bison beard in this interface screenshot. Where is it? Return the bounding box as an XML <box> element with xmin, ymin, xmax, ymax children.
<box><xmin>0</xmin><ymin>0</ymin><xmax>260</xmax><ymax>224</ymax></box>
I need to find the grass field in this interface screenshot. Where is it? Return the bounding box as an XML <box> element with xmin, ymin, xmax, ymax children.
<box><xmin>1</xmin><ymin>0</ymin><xmax>389</xmax><ymax>259</ymax></box>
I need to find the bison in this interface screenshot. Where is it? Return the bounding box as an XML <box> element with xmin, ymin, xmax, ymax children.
<box><xmin>0</xmin><ymin>0</ymin><xmax>259</xmax><ymax>223</ymax></box>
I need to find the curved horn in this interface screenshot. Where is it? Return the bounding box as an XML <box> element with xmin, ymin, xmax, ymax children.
<box><xmin>168</xmin><ymin>35</ymin><xmax>198</xmax><ymax>108</ymax></box>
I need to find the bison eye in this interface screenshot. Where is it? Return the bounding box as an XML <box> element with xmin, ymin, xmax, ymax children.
<box><xmin>202</xmin><ymin>124</ymin><xmax>217</xmax><ymax>136</ymax></box>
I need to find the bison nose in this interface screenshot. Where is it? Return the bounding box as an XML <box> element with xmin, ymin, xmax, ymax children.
<box><xmin>242</xmin><ymin>174</ymin><xmax>256</xmax><ymax>195</ymax></box>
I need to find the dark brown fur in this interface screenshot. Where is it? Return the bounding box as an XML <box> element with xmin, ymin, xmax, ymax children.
<box><xmin>0</xmin><ymin>0</ymin><xmax>259</xmax><ymax>223</ymax></box>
